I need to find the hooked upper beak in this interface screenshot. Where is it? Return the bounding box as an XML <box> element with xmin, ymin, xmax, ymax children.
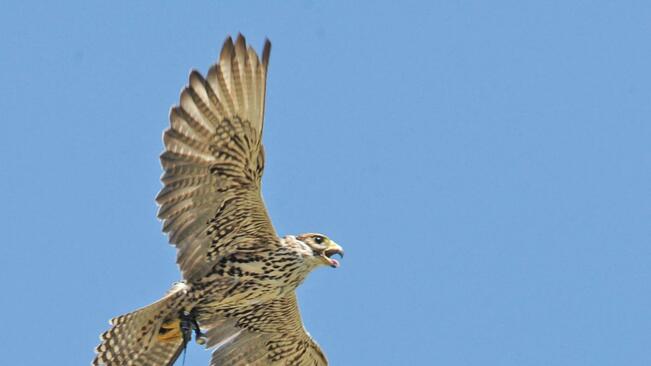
<box><xmin>321</xmin><ymin>241</ymin><xmax>344</xmax><ymax>268</ymax></box>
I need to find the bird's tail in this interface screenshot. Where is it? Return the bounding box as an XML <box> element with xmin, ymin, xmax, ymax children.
<box><xmin>93</xmin><ymin>282</ymin><xmax>193</xmax><ymax>366</ymax></box>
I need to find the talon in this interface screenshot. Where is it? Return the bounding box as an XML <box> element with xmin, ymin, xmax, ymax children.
<box><xmin>157</xmin><ymin>329</ymin><xmax>181</xmax><ymax>341</ymax></box>
<box><xmin>160</xmin><ymin>319</ymin><xmax>180</xmax><ymax>330</ymax></box>
<box><xmin>195</xmin><ymin>335</ymin><xmax>207</xmax><ymax>345</ymax></box>
<box><xmin>157</xmin><ymin>319</ymin><xmax>182</xmax><ymax>342</ymax></box>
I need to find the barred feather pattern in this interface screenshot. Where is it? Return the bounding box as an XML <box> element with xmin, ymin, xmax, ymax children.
<box><xmin>202</xmin><ymin>293</ymin><xmax>327</xmax><ymax>366</ymax></box>
<box><xmin>156</xmin><ymin>35</ymin><xmax>276</xmax><ymax>282</ymax></box>
<box><xmin>93</xmin><ymin>284</ymin><xmax>190</xmax><ymax>366</ymax></box>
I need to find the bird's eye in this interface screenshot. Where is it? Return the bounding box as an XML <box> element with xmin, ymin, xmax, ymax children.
<box><xmin>314</xmin><ymin>236</ymin><xmax>324</xmax><ymax>244</ymax></box>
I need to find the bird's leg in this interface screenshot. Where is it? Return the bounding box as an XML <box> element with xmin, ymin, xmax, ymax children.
<box><xmin>179</xmin><ymin>309</ymin><xmax>207</xmax><ymax>345</ymax></box>
<box><xmin>179</xmin><ymin>312</ymin><xmax>193</xmax><ymax>345</ymax></box>
<box><xmin>177</xmin><ymin>313</ymin><xmax>191</xmax><ymax>366</ymax></box>
<box><xmin>189</xmin><ymin>308</ymin><xmax>207</xmax><ymax>345</ymax></box>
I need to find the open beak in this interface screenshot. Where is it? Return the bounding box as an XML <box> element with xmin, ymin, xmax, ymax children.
<box><xmin>321</xmin><ymin>241</ymin><xmax>344</xmax><ymax>268</ymax></box>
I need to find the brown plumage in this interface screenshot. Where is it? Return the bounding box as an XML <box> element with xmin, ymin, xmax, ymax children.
<box><xmin>93</xmin><ymin>35</ymin><xmax>343</xmax><ymax>366</ymax></box>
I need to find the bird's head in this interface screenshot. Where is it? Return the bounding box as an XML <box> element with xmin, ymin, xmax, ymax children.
<box><xmin>294</xmin><ymin>233</ymin><xmax>344</xmax><ymax>268</ymax></box>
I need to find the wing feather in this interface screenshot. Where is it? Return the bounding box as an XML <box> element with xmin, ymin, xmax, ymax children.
<box><xmin>246</xmin><ymin>46</ymin><xmax>259</xmax><ymax>125</ymax></box>
<box><xmin>200</xmin><ymin>293</ymin><xmax>328</xmax><ymax>366</ymax></box>
<box><xmin>158</xmin><ymin>35</ymin><xmax>276</xmax><ymax>280</ymax></box>
<box><xmin>232</xmin><ymin>35</ymin><xmax>247</xmax><ymax>115</ymax></box>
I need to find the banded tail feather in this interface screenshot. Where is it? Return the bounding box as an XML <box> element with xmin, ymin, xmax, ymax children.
<box><xmin>93</xmin><ymin>283</ymin><xmax>192</xmax><ymax>366</ymax></box>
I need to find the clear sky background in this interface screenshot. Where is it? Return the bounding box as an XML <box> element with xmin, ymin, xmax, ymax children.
<box><xmin>1</xmin><ymin>1</ymin><xmax>650</xmax><ymax>365</ymax></box>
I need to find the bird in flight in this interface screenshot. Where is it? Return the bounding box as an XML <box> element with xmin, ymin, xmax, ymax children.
<box><xmin>93</xmin><ymin>34</ymin><xmax>343</xmax><ymax>366</ymax></box>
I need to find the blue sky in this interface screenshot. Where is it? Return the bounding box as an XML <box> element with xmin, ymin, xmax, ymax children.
<box><xmin>1</xmin><ymin>1</ymin><xmax>650</xmax><ymax>365</ymax></box>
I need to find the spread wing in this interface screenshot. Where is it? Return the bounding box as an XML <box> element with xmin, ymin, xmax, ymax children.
<box><xmin>157</xmin><ymin>35</ymin><xmax>277</xmax><ymax>281</ymax></box>
<box><xmin>201</xmin><ymin>292</ymin><xmax>328</xmax><ymax>366</ymax></box>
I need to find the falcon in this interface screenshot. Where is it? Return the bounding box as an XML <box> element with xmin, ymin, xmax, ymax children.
<box><xmin>93</xmin><ymin>35</ymin><xmax>343</xmax><ymax>366</ymax></box>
